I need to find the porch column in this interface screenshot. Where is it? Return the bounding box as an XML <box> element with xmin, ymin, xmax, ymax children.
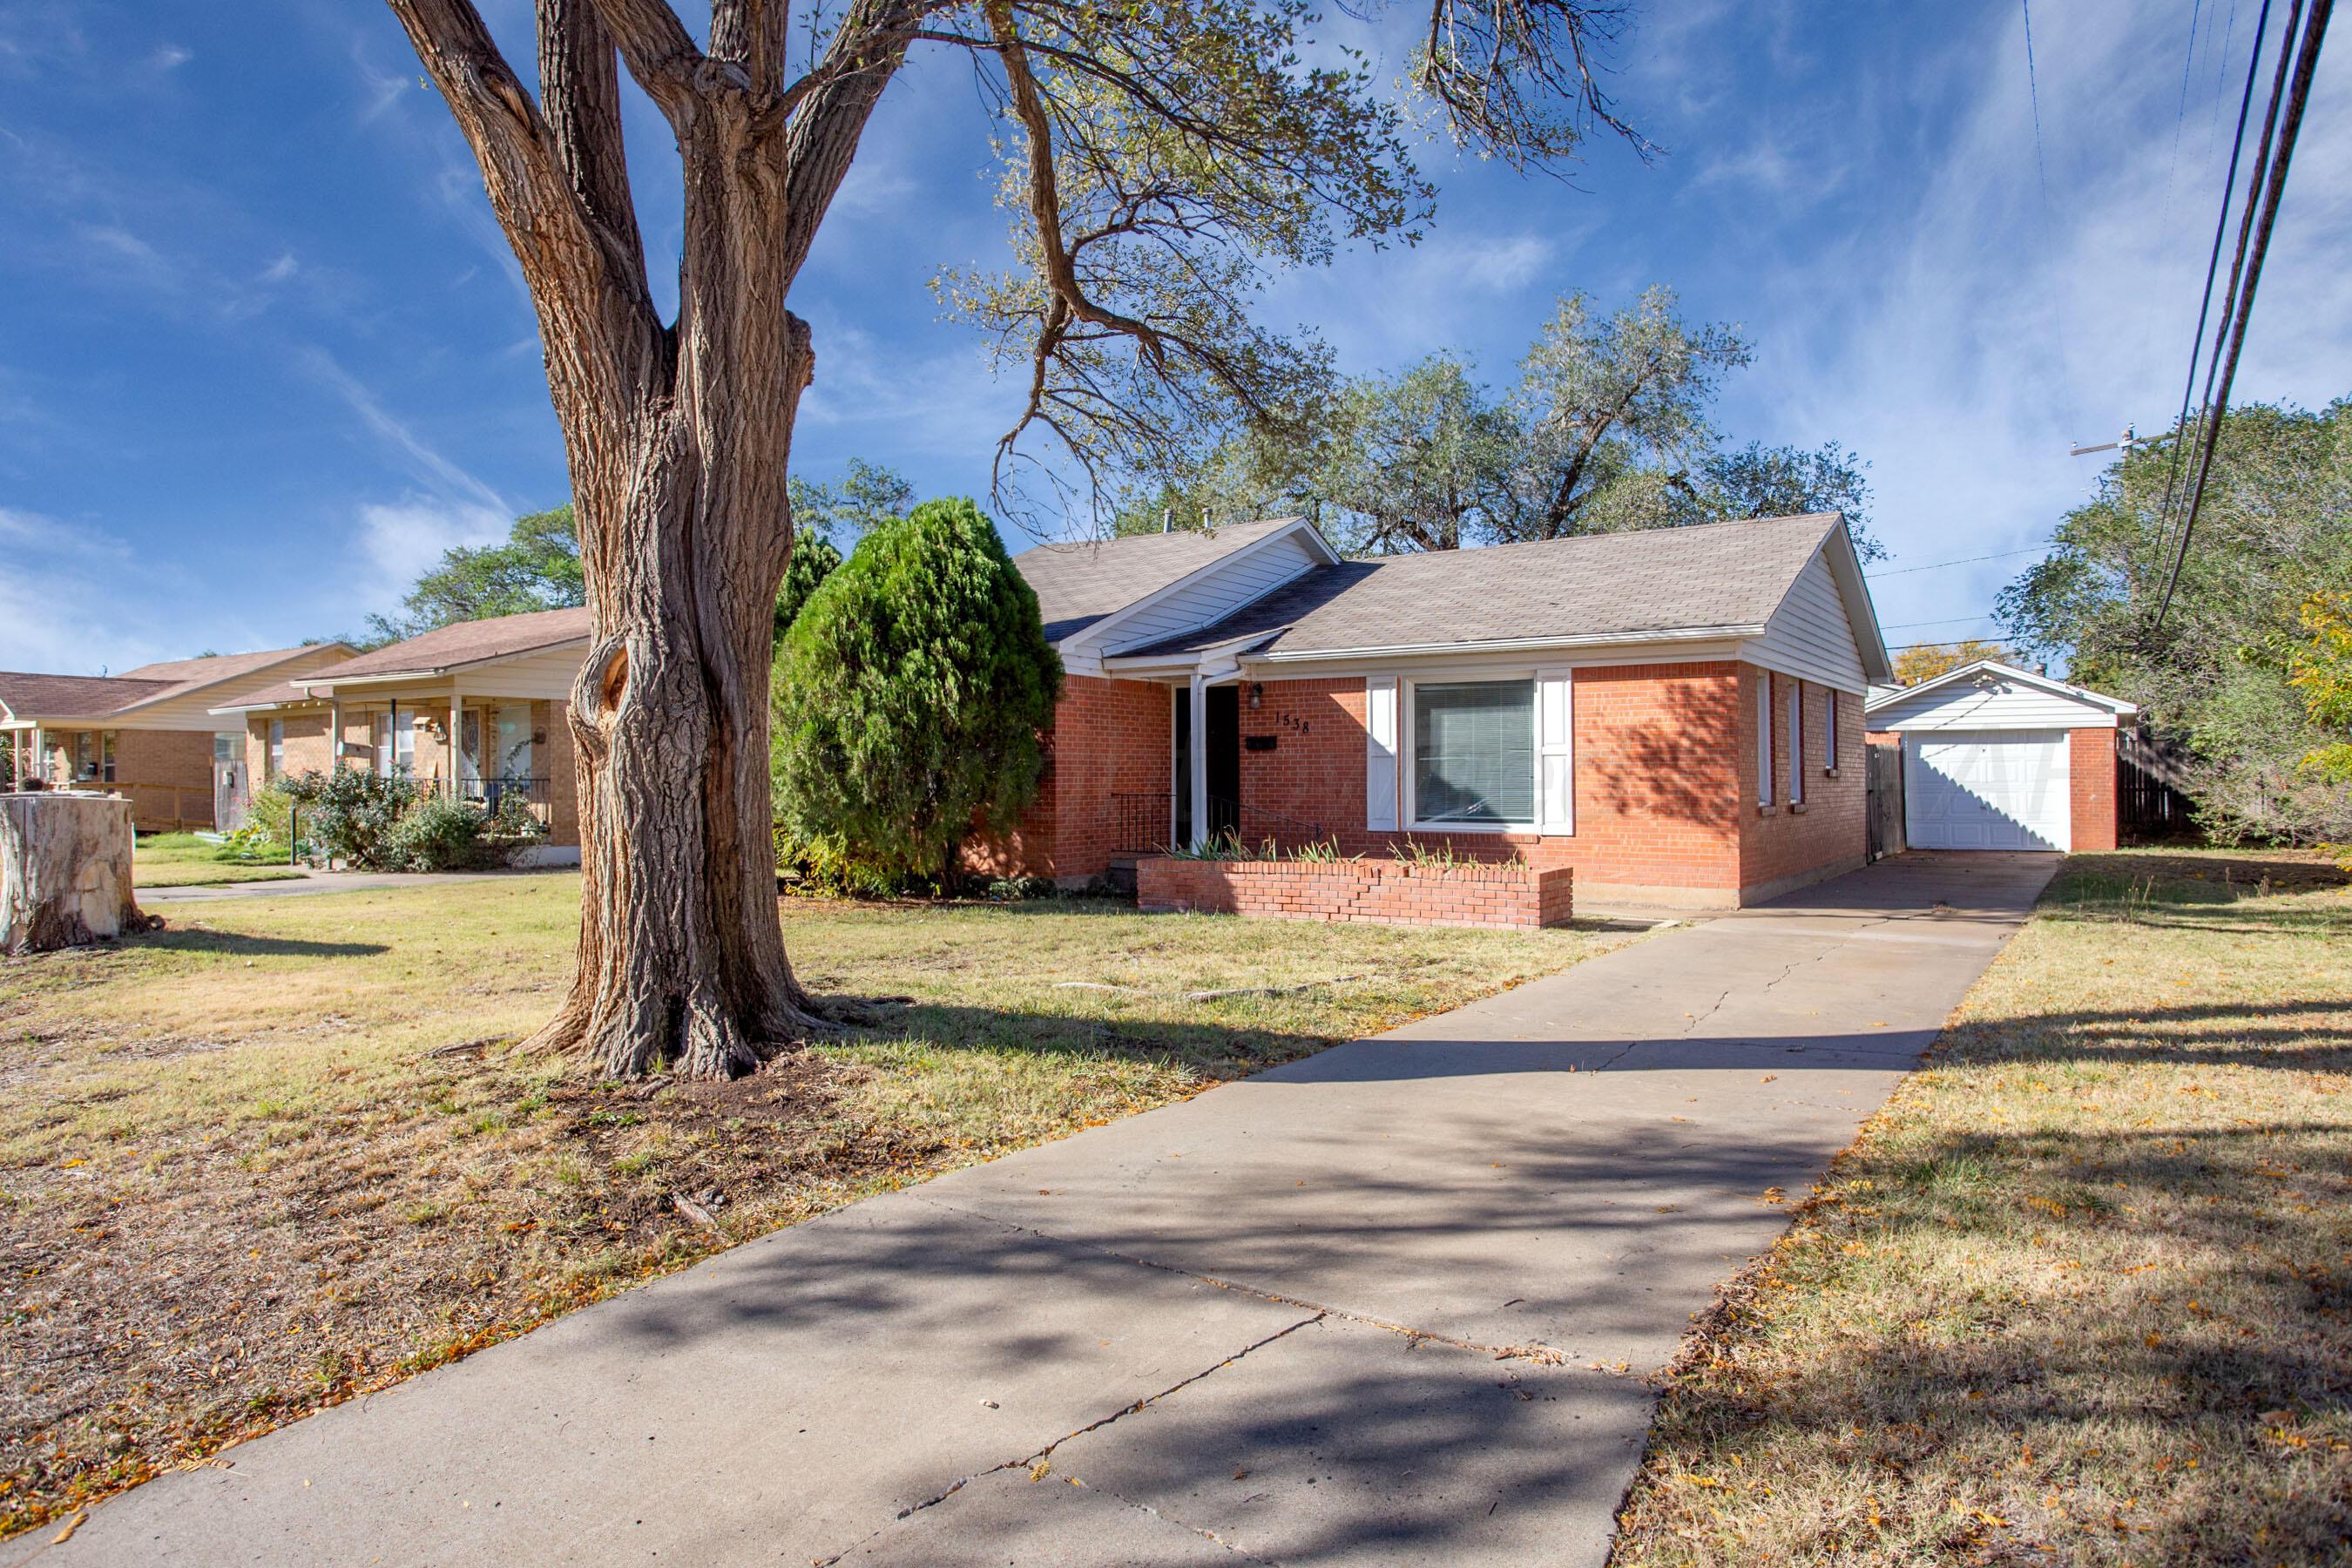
<box><xmin>329</xmin><ymin>700</ymin><xmax>343</xmax><ymax>767</ymax></box>
<box><xmin>1187</xmin><ymin>673</ymin><xmax>1209</xmax><ymax>848</ymax></box>
<box><xmin>449</xmin><ymin>690</ymin><xmax>463</xmax><ymax>793</ymax></box>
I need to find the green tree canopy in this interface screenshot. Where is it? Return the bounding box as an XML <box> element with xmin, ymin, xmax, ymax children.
<box><xmin>1997</xmin><ymin>397</ymin><xmax>2352</xmax><ymax>841</ymax></box>
<box><xmin>771</xmin><ymin>498</ymin><xmax>1063</xmax><ymax>880</ymax></box>
<box><xmin>369</xmin><ymin>505</ymin><xmax>585</xmax><ymax>642</ymax></box>
<box><xmin>788</xmin><ymin>460</ymin><xmax>916</xmax><ymax>547</ymax></box>
<box><xmin>1107</xmin><ymin>287</ymin><xmax>1878</xmax><ymax>558</ymax></box>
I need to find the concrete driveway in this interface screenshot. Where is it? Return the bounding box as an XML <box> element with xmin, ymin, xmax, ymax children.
<box><xmin>16</xmin><ymin>851</ymin><xmax>2059</xmax><ymax>1567</ymax></box>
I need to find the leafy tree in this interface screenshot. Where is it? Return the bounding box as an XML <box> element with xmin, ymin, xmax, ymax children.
<box><xmin>1106</xmin><ymin>288</ymin><xmax>1879</xmax><ymax>558</ymax></box>
<box><xmin>772</xmin><ymin>499</ymin><xmax>1062</xmax><ymax>882</ymax></box>
<box><xmin>773</xmin><ymin>533</ymin><xmax>843</xmax><ymax>645</ymax></box>
<box><xmin>389</xmin><ymin>0</ymin><xmax>1646</xmax><ymax>1078</ymax></box>
<box><xmin>1997</xmin><ymin>397</ymin><xmax>2352</xmax><ymax>841</ymax></box>
<box><xmin>370</xmin><ymin>505</ymin><xmax>585</xmax><ymax>641</ymax></box>
<box><xmin>1891</xmin><ymin>639</ymin><xmax>2019</xmax><ymax>687</ymax></box>
<box><xmin>2290</xmin><ymin>591</ymin><xmax>2352</xmax><ymax>783</ymax></box>
<box><xmin>787</xmin><ymin>459</ymin><xmax>916</xmax><ymax>546</ymax></box>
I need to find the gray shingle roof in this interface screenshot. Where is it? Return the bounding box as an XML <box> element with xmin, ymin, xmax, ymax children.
<box><xmin>1011</xmin><ymin>517</ymin><xmax>1302</xmax><ymax>643</ymax></box>
<box><xmin>1116</xmin><ymin>513</ymin><xmax>1848</xmax><ymax>659</ymax></box>
<box><xmin>0</xmin><ymin>672</ymin><xmax>176</xmax><ymax>720</ymax></box>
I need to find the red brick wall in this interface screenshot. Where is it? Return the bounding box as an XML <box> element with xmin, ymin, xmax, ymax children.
<box><xmin>965</xmin><ymin>674</ymin><xmax>1172</xmax><ymax>881</ymax></box>
<box><xmin>1738</xmin><ymin>670</ymin><xmax>1869</xmax><ymax>896</ymax></box>
<box><xmin>1137</xmin><ymin>855</ymin><xmax>1573</xmax><ymax>929</ymax></box>
<box><xmin>1236</xmin><ymin>665</ymin><xmax>1748</xmax><ymax>900</ymax></box>
<box><xmin>2069</xmin><ymin>727</ymin><xmax>2119</xmax><ymax>851</ymax></box>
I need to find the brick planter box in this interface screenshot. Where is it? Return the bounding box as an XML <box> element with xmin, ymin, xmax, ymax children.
<box><xmin>1136</xmin><ymin>855</ymin><xmax>1572</xmax><ymax>930</ymax></box>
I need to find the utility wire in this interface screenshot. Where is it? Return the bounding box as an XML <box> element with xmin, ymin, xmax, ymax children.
<box><xmin>2019</xmin><ymin>1</ymin><xmax>2083</xmax><ymax>439</ymax></box>
<box><xmin>1884</xmin><ymin>612</ymin><xmax>2004</xmax><ymax>630</ymax></box>
<box><xmin>2152</xmin><ymin>0</ymin><xmax>2277</xmax><ymax>558</ymax></box>
<box><xmin>2154</xmin><ymin>0</ymin><xmax>2332</xmax><ymax>632</ymax></box>
<box><xmin>1866</xmin><ymin>543</ymin><xmax>2053</xmax><ymax>578</ymax></box>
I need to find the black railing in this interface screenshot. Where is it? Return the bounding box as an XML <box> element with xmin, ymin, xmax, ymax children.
<box><xmin>1112</xmin><ymin>791</ymin><xmax>1174</xmax><ymax>854</ymax></box>
<box><xmin>429</xmin><ymin>775</ymin><xmax>554</xmax><ymax>819</ymax></box>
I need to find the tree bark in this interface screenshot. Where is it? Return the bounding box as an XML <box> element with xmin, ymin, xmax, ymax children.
<box><xmin>387</xmin><ymin>0</ymin><xmax>895</xmax><ymax>1078</ymax></box>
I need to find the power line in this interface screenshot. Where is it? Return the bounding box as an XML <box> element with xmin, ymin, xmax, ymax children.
<box><xmin>2155</xmin><ymin>0</ymin><xmax>2333</xmax><ymax>632</ymax></box>
<box><xmin>1883</xmin><ymin>612</ymin><xmax>2004</xmax><ymax>630</ymax></box>
<box><xmin>1865</xmin><ymin>543</ymin><xmax>2052</xmax><ymax>578</ymax></box>
<box><xmin>2019</xmin><ymin>0</ymin><xmax>2082</xmax><ymax>438</ymax></box>
<box><xmin>2152</xmin><ymin>0</ymin><xmax>2280</xmax><ymax>564</ymax></box>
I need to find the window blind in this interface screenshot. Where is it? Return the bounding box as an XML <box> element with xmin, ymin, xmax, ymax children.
<box><xmin>1413</xmin><ymin>679</ymin><xmax>1535</xmax><ymax>824</ymax></box>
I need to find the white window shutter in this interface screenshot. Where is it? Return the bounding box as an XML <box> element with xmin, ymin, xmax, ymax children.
<box><xmin>1536</xmin><ymin>667</ymin><xmax>1574</xmax><ymax>834</ymax></box>
<box><xmin>1364</xmin><ymin>675</ymin><xmax>1398</xmax><ymax>831</ymax></box>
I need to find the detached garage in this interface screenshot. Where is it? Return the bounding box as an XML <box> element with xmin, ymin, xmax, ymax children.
<box><xmin>1864</xmin><ymin>661</ymin><xmax>2137</xmax><ymax>854</ymax></box>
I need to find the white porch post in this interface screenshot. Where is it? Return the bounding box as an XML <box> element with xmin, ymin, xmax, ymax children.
<box><xmin>1187</xmin><ymin>672</ymin><xmax>1209</xmax><ymax>848</ymax></box>
<box><xmin>449</xmin><ymin>689</ymin><xmax>463</xmax><ymax>794</ymax></box>
<box><xmin>330</xmin><ymin>700</ymin><xmax>344</xmax><ymax>767</ymax></box>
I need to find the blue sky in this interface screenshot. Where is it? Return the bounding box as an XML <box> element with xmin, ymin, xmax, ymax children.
<box><xmin>3</xmin><ymin>0</ymin><xmax>2349</xmax><ymax>674</ymax></box>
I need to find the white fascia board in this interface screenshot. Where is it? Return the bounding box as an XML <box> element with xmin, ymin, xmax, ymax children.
<box><xmin>1817</xmin><ymin>520</ymin><xmax>1894</xmax><ymax>682</ymax></box>
<box><xmin>1062</xmin><ymin>518</ymin><xmax>1339</xmax><ymax>659</ymax></box>
<box><xmin>1863</xmin><ymin>659</ymin><xmax>2138</xmax><ymax>718</ymax></box>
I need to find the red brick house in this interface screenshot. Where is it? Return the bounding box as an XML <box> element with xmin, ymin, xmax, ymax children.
<box><xmin>210</xmin><ymin>607</ymin><xmax>588</xmax><ymax>861</ymax></box>
<box><xmin>1862</xmin><ymin>660</ymin><xmax>2137</xmax><ymax>852</ymax></box>
<box><xmin>0</xmin><ymin>644</ymin><xmax>355</xmax><ymax>829</ymax></box>
<box><xmin>978</xmin><ymin>511</ymin><xmax>1894</xmax><ymax>909</ymax></box>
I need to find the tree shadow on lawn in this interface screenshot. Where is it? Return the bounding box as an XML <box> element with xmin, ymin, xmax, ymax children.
<box><xmin>1630</xmin><ymin>1113</ymin><xmax>2352</xmax><ymax>1564</ymax></box>
<box><xmin>127</xmin><ymin>929</ymin><xmax>391</xmax><ymax>960</ymax></box>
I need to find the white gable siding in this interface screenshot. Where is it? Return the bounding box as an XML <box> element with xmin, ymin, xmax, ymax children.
<box><xmin>117</xmin><ymin>646</ymin><xmax>357</xmax><ymax>730</ymax></box>
<box><xmin>457</xmin><ymin>643</ymin><xmax>591</xmax><ymax>700</ymax></box>
<box><xmin>1082</xmin><ymin>531</ymin><xmax>1323</xmax><ymax>656</ymax></box>
<box><xmin>1869</xmin><ymin>678</ymin><xmax>2122</xmax><ymax>732</ymax></box>
<box><xmin>1746</xmin><ymin>550</ymin><xmax>1867</xmax><ymax>693</ymax></box>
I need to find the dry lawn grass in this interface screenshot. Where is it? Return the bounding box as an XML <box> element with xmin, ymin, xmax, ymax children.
<box><xmin>0</xmin><ymin>875</ymin><xmax>1626</xmax><ymax>1538</ymax></box>
<box><xmin>1612</xmin><ymin>848</ymin><xmax>2352</xmax><ymax>1566</ymax></box>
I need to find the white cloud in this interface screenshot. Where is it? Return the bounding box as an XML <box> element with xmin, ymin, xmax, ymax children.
<box><xmin>259</xmin><ymin>251</ymin><xmax>299</xmax><ymax>284</ymax></box>
<box><xmin>146</xmin><ymin>42</ymin><xmax>192</xmax><ymax>71</ymax></box>
<box><xmin>0</xmin><ymin>509</ymin><xmax>171</xmax><ymax>672</ymax></box>
<box><xmin>296</xmin><ymin>345</ymin><xmax>511</xmax><ymax>515</ymax></box>
<box><xmin>353</xmin><ymin>496</ymin><xmax>509</xmax><ymax>588</ymax></box>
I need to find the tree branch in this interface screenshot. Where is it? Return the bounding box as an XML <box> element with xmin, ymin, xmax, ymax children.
<box><xmin>580</xmin><ymin>0</ymin><xmax>709</xmax><ymax>119</ymax></box>
<box><xmin>538</xmin><ymin>0</ymin><xmax>648</xmax><ymax>284</ymax></box>
<box><xmin>711</xmin><ymin>0</ymin><xmax>787</xmax><ymax>89</ymax></box>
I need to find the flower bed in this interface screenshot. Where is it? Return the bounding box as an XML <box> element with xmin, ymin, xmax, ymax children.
<box><xmin>1136</xmin><ymin>855</ymin><xmax>1573</xmax><ymax>929</ymax></box>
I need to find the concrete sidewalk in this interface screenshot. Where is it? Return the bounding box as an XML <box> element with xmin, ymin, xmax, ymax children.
<box><xmin>17</xmin><ymin>852</ymin><xmax>2058</xmax><ymax>1567</ymax></box>
<box><xmin>138</xmin><ymin>868</ymin><xmax>571</xmax><ymax>903</ymax></box>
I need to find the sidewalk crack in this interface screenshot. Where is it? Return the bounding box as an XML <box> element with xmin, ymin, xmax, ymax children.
<box><xmin>812</xmin><ymin>1314</ymin><xmax>1321</xmax><ymax>1565</ymax></box>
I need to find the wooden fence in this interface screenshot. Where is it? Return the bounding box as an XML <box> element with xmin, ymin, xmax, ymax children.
<box><xmin>1865</xmin><ymin>737</ymin><xmax>1906</xmax><ymax>860</ymax></box>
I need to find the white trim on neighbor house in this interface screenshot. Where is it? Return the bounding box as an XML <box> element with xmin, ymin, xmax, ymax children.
<box><xmin>1865</xmin><ymin>659</ymin><xmax>2138</xmax><ymax>732</ymax></box>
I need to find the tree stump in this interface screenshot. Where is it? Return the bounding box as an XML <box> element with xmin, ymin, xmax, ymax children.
<box><xmin>0</xmin><ymin>792</ymin><xmax>151</xmax><ymax>954</ymax></box>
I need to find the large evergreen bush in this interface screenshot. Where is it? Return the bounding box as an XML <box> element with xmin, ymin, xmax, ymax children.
<box><xmin>771</xmin><ymin>497</ymin><xmax>1062</xmax><ymax>882</ymax></box>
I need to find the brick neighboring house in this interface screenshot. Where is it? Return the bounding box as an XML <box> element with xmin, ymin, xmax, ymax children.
<box><xmin>210</xmin><ymin>607</ymin><xmax>589</xmax><ymax>862</ymax></box>
<box><xmin>1863</xmin><ymin>660</ymin><xmax>2138</xmax><ymax>853</ymax></box>
<box><xmin>975</xmin><ymin>511</ymin><xmax>1894</xmax><ymax>909</ymax></box>
<box><xmin>0</xmin><ymin>644</ymin><xmax>356</xmax><ymax>830</ymax></box>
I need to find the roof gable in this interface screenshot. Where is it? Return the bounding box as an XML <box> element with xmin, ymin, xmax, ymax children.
<box><xmin>1864</xmin><ymin>660</ymin><xmax>2137</xmax><ymax>729</ymax></box>
<box><xmin>1012</xmin><ymin>517</ymin><xmax>1321</xmax><ymax>645</ymax></box>
<box><xmin>0</xmin><ymin>672</ymin><xmax>176</xmax><ymax>720</ymax></box>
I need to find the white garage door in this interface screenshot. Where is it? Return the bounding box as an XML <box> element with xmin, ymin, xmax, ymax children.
<box><xmin>1905</xmin><ymin>730</ymin><xmax>2069</xmax><ymax>851</ymax></box>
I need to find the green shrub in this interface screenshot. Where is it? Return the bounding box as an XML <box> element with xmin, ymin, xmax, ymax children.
<box><xmin>281</xmin><ymin>768</ymin><xmax>423</xmax><ymax>869</ymax></box>
<box><xmin>226</xmin><ymin>781</ymin><xmax>302</xmax><ymax>860</ymax></box>
<box><xmin>384</xmin><ymin>795</ymin><xmax>503</xmax><ymax>872</ymax></box>
<box><xmin>771</xmin><ymin>497</ymin><xmax>1063</xmax><ymax>882</ymax></box>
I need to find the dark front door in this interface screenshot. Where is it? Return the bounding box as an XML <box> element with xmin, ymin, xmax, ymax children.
<box><xmin>1206</xmin><ymin>686</ymin><xmax>1240</xmax><ymax>840</ymax></box>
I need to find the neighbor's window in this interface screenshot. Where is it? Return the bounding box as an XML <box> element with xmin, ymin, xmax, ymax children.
<box><xmin>74</xmin><ymin>731</ymin><xmax>95</xmax><ymax>781</ymax></box>
<box><xmin>1412</xmin><ymin>679</ymin><xmax>1534</xmax><ymax>826</ymax></box>
<box><xmin>374</xmin><ymin>712</ymin><xmax>417</xmax><ymax>774</ymax></box>
<box><xmin>267</xmin><ymin>720</ymin><xmax>285</xmax><ymax>779</ymax></box>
